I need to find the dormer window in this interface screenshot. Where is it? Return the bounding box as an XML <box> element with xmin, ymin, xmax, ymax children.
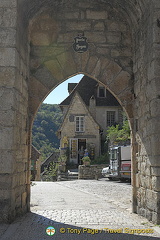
<box><xmin>98</xmin><ymin>86</ymin><xmax>106</xmax><ymax>98</ymax></box>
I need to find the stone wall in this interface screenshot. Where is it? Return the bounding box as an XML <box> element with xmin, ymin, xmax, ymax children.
<box><xmin>132</xmin><ymin>0</ymin><xmax>160</xmax><ymax>224</ymax></box>
<box><xmin>0</xmin><ymin>0</ymin><xmax>30</xmax><ymax>222</ymax></box>
<box><xmin>78</xmin><ymin>165</ymin><xmax>107</xmax><ymax>180</ymax></box>
<box><xmin>28</xmin><ymin>0</ymin><xmax>133</xmax><ymax>120</ymax></box>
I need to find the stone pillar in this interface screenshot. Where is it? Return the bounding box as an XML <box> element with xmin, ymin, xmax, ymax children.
<box><xmin>133</xmin><ymin>1</ymin><xmax>160</xmax><ymax>224</ymax></box>
<box><xmin>0</xmin><ymin>0</ymin><xmax>30</xmax><ymax>222</ymax></box>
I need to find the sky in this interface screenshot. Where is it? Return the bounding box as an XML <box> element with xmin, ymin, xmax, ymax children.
<box><xmin>43</xmin><ymin>74</ymin><xmax>84</xmax><ymax>104</ymax></box>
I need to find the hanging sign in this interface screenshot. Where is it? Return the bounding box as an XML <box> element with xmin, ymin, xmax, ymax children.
<box><xmin>73</xmin><ymin>33</ymin><xmax>88</xmax><ymax>53</ymax></box>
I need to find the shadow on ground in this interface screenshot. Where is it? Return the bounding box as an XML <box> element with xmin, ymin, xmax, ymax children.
<box><xmin>0</xmin><ymin>212</ymin><xmax>159</xmax><ymax>240</ymax></box>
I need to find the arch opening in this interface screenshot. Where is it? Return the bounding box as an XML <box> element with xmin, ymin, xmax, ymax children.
<box><xmin>30</xmin><ymin>74</ymin><xmax>133</xmax><ymax>222</ymax></box>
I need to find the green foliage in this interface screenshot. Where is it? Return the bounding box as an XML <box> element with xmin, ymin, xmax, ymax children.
<box><xmin>92</xmin><ymin>152</ymin><xmax>109</xmax><ymax>165</ymax></box>
<box><xmin>32</xmin><ymin>103</ymin><xmax>63</xmax><ymax>161</ymax></box>
<box><xmin>58</xmin><ymin>154</ymin><xmax>67</xmax><ymax>163</ymax></box>
<box><xmin>82</xmin><ymin>156</ymin><xmax>91</xmax><ymax>162</ymax></box>
<box><xmin>44</xmin><ymin>162</ymin><xmax>59</xmax><ymax>181</ymax></box>
<box><xmin>106</xmin><ymin>120</ymin><xmax>130</xmax><ymax>145</ymax></box>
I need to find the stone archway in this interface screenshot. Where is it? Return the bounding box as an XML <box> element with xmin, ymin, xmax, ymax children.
<box><xmin>0</xmin><ymin>0</ymin><xmax>160</xmax><ymax>224</ymax></box>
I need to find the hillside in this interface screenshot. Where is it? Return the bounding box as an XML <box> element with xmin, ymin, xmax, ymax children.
<box><xmin>32</xmin><ymin>103</ymin><xmax>63</xmax><ymax>161</ymax></box>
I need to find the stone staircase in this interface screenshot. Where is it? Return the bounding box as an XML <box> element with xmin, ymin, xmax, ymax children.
<box><xmin>57</xmin><ymin>169</ymin><xmax>78</xmax><ymax>181</ymax></box>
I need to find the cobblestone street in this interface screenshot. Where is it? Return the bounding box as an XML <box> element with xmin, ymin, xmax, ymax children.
<box><xmin>1</xmin><ymin>179</ymin><xmax>160</xmax><ymax>240</ymax></box>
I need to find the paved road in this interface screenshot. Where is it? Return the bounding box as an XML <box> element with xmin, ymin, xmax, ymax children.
<box><xmin>0</xmin><ymin>179</ymin><xmax>160</xmax><ymax>240</ymax></box>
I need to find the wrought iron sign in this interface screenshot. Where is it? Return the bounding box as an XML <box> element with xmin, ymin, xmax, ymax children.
<box><xmin>73</xmin><ymin>33</ymin><xmax>88</xmax><ymax>53</ymax></box>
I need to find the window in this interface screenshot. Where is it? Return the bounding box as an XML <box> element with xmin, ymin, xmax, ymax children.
<box><xmin>98</xmin><ymin>86</ymin><xmax>105</xmax><ymax>97</ymax></box>
<box><xmin>106</xmin><ymin>111</ymin><xmax>115</xmax><ymax>127</ymax></box>
<box><xmin>75</xmin><ymin>116</ymin><xmax>84</xmax><ymax>132</ymax></box>
<box><xmin>110</xmin><ymin>149</ymin><xmax>117</xmax><ymax>160</ymax></box>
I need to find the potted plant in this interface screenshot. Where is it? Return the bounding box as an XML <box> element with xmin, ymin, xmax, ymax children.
<box><xmin>82</xmin><ymin>156</ymin><xmax>91</xmax><ymax>166</ymax></box>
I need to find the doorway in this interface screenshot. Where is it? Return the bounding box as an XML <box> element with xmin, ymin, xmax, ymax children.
<box><xmin>78</xmin><ymin>139</ymin><xmax>86</xmax><ymax>165</ymax></box>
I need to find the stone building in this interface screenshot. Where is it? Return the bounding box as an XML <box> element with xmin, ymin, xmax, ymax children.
<box><xmin>30</xmin><ymin>145</ymin><xmax>41</xmax><ymax>181</ymax></box>
<box><xmin>41</xmin><ymin>151</ymin><xmax>60</xmax><ymax>173</ymax></box>
<box><xmin>58</xmin><ymin>76</ymin><xmax>123</xmax><ymax>165</ymax></box>
<box><xmin>0</xmin><ymin>0</ymin><xmax>160</xmax><ymax>225</ymax></box>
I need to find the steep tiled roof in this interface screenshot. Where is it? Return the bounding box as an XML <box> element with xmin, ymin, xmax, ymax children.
<box><xmin>68</xmin><ymin>83</ymin><xmax>77</xmax><ymax>94</ymax></box>
<box><xmin>60</xmin><ymin>75</ymin><xmax>120</xmax><ymax>107</ymax></box>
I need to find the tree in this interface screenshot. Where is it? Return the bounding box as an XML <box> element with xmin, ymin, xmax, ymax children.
<box><xmin>44</xmin><ymin>162</ymin><xmax>59</xmax><ymax>181</ymax></box>
<box><xmin>32</xmin><ymin>103</ymin><xmax>63</xmax><ymax>161</ymax></box>
<box><xmin>106</xmin><ymin>120</ymin><xmax>130</xmax><ymax>146</ymax></box>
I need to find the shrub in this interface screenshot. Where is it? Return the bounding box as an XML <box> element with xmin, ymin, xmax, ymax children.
<box><xmin>91</xmin><ymin>153</ymin><xmax>109</xmax><ymax>165</ymax></box>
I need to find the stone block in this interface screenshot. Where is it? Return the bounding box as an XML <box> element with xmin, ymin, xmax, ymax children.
<box><xmin>0</xmin><ymin>189</ymin><xmax>10</xmax><ymax>200</ymax></box>
<box><xmin>57</xmin><ymin>32</ymin><xmax>75</xmax><ymax>43</ymax></box>
<box><xmin>0</xmin><ymin>109</ymin><xmax>16</xmax><ymax>127</ymax></box>
<box><xmin>107</xmin><ymin>21</ymin><xmax>127</xmax><ymax>32</ymax></box>
<box><xmin>137</xmin><ymin>207</ymin><xmax>146</xmax><ymax>218</ymax></box>
<box><xmin>149</xmin><ymin>156</ymin><xmax>160</xmax><ymax>167</ymax></box>
<box><xmin>81</xmin><ymin>50</ymin><xmax>90</xmax><ymax>72</ymax></box>
<box><xmin>91</xmin><ymin>59</ymin><xmax>101</xmax><ymax>78</ymax></box>
<box><xmin>101</xmin><ymin>61</ymin><xmax>122</xmax><ymax>84</ymax></box>
<box><xmin>86</xmin><ymin>10</ymin><xmax>108</xmax><ymax>19</ymax></box>
<box><xmin>57</xmin><ymin>51</ymin><xmax>77</xmax><ymax>76</ymax></box>
<box><xmin>0</xmin><ymin>0</ymin><xmax>16</xmax><ymax>7</ymax></box>
<box><xmin>66</xmin><ymin>21</ymin><xmax>91</xmax><ymax>31</ymax></box>
<box><xmin>72</xmin><ymin>52</ymin><xmax>82</xmax><ymax>72</ymax></box>
<box><xmin>0</xmin><ymin>67</ymin><xmax>16</xmax><ymax>87</ymax></box>
<box><xmin>0</xmin><ymin>28</ymin><xmax>16</xmax><ymax>47</ymax></box>
<box><xmin>21</xmin><ymin>192</ymin><xmax>27</xmax><ymax>208</ymax></box>
<box><xmin>77</xmin><ymin>2</ymin><xmax>91</xmax><ymax>8</ymax></box>
<box><xmin>0</xmin><ymin>48</ymin><xmax>16</xmax><ymax>67</ymax></box>
<box><xmin>80</xmin><ymin>11</ymin><xmax>85</xmax><ymax>19</ymax></box>
<box><xmin>12</xmin><ymin>175</ymin><xmax>18</xmax><ymax>189</ymax></box>
<box><xmin>107</xmin><ymin>32</ymin><xmax>121</xmax><ymax>44</ymax></box>
<box><xmin>39</xmin><ymin>19</ymin><xmax>58</xmax><ymax>32</ymax></box>
<box><xmin>15</xmin><ymin>195</ymin><xmax>21</xmax><ymax>208</ymax></box>
<box><xmin>96</xmin><ymin>46</ymin><xmax>110</xmax><ymax>55</ymax></box>
<box><xmin>17</xmin><ymin>162</ymin><xmax>25</xmax><ymax>173</ymax></box>
<box><xmin>44</xmin><ymin>59</ymin><xmax>64</xmax><ymax>81</ymax></box>
<box><xmin>151</xmin><ymin>167</ymin><xmax>160</xmax><ymax>176</ymax></box>
<box><xmin>140</xmin><ymin>162</ymin><xmax>146</xmax><ymax>175</ymax></box>
<box><xmin>87</xmin><ymin>56</ymin><xmax>98</xmax><ymax>74</ymax></box>
<box><xmin>150</xmin><ymin>99</ymin><xmax>160</xmax><ymax>118</ymax></box>
<box><xmin>151</xmin><ymin>58</ymin><xmax>160</xmax><ymax>77</ymax></box>
<box><xmin>32</xmin><ymin>46</ymin><xmax>66</xmax><ymax>59</ymax></box>
<box><xmin>94</xmin><ymin>22</ymin><xmax>105</xmax><ymax>31</ymax></box>
<box><xmin>19</xmin><ymin>173</ymin><xmax>26</xmax><ymax>186</ymax></box>
<box><xmin>85</xmin><ymin>32</ymin><xmax>106</xmax><ymax>43</ymax></box>
<box><xmin>153</xmin><ymin>25</ymin><xmax>160</xmax><ymax>43</ymax></box>
<box><xmin>136</xmin><ymin>173</ymin><xmax>140</xmax><ymax>188</ymax></box>
<box><xmin>30</xmin><ymin>32</ymin><xmax>51</xmax><ymax>46</ymax></box>
<box><xmin>145</xmin><ymin>209</ymin><xmax>152</xmax><ymax>221</ymax></box>
<box><xmin>0</xmin><ymin>150</ymin><xmax>14</xmax><ymax>173</ymax></box>
<box><xmin>0</xmin><ymin>174</ymin><xmax>12</xmax><ymax>189</ymax></box>
<box><xmin>150</xmin><ymin>134</ymin><xmax>160</xmax><ymax>156</ymax></box>
<box><xmin>0</xmin><ymin>127</ymin><xmax>14</xmax><ymax>149</ymax></box>
<box><xmin>146</xmin><ymin>189</ymin><xmax>160</xmax><ymax>212</ymax></box>
<box><xmin>152</xmin><ymin>176</ymin><xmax>160</xmax><ymax>191</ymax></box>
<box><xmin>111</xmin><ymin>48</ymin><xmax>132</xmax><ymax>57</ymax></box>
<box><xmin>64</xmin><ymin>11</ymin><xmax>79</xmax><ymax>19</ymax></box>
<box><xmin>100</xmin><ymin>56</ymin><xmax>110</xmax><ymax>71</ymax></box>
<box><xmin>109</xmin><ymin>70</ymin><xmax>130</xmax><ymax>95</ymax></box>
<box><xmin>145</xmin><ymin>176</ymin><xmax>152</xmax><ymax>189</ymax></box>
<box><xmin>152</xmin><ymin>212</ymin><xmax>160</xmax><ymax>225</ymax></box>
<box><xmin>1</xmin><ymin>8</ymin><xmax>17</xmax><ymax>28</ymax></box>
